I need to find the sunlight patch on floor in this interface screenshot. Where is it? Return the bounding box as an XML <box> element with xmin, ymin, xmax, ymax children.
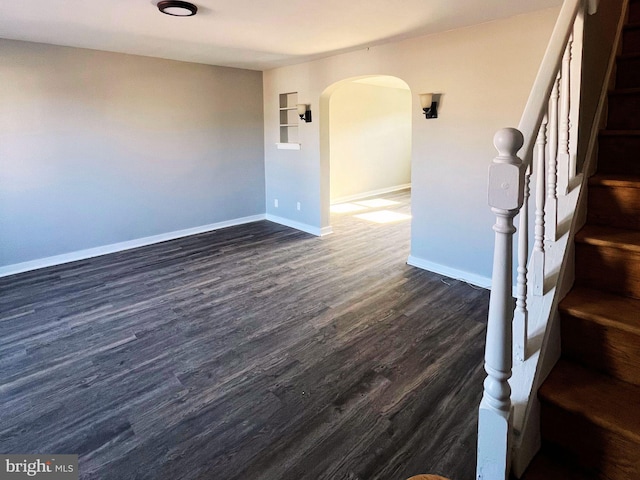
<box><xmin>330</xmin><ymin>203</ymin><xmax>369</xmax><ymax>214</ymax></box>
<box><xmin>354</xmin><ymin>210</ymin><xmax>411</xmax><ymax>224</ymax></box>
<box><xmin>354</xmin><ymin>199</ymin><xmax>400</xmax><ymax>208</ymax></box>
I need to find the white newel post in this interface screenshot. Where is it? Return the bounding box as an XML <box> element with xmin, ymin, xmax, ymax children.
<box><xmin>477</xmin><ymin>129</ymin><xmax>526</xmax><ymax>480</ymax></box>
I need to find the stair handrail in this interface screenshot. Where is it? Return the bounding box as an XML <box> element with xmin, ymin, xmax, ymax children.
<box><xmin>518</xmin><ymin>0</ymin><xmax>589</xmax><ymax>163</ymax></box>
<box><xmin>476</xmin><ymin>1</ymin><xmax>599</xmax><ymax>479</ymax></box>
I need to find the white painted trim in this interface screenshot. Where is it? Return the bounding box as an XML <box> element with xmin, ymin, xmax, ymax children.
<box><xmin>265</xmin><ymin>214</ymin><xmax>332</xmax><ymax>237</ymax></box>
<box><xmin>276</xmin><ymin>142</ymin><xmax>301</xmax><ymax>150</ymax></box>
<box><xmin>331</xmin><ymin>184</ymin><xmax>411</xmax><ymax>205</ymax></box>
<box><xmin>407</xmin><ymin>255</ymin><xmax>491</xmax><ymax>289</ymax></box>
<box><xmin>0</xmin><ymin>214</ymin><xmax>266</xmax><ymax>278</ymax></box>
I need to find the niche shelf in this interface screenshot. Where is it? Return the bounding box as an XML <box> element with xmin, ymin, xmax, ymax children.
<box><xmin>277</xmin><ymin>92</ymin><xmax>301</xmax><ymax>150</ymax></box>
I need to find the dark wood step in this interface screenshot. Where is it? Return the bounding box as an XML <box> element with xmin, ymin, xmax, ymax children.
<box><xmin>587</xmin><ymin>174</ymin><xmax>640</xmax><ymax>230</ymax></box>
<box><xmin>539</xmin><ymin>359</ymin><xmax>640</xmax><ymax>480</ymax></box>
<box><xmin>598</xmin><ymin>130</ymin><xmax>640</xmax><ymax>175</ymax></box>
<box><xmin>631</xmin><ymin>0</ymin><xmax>640</xmax><ymax>24</ymax></box>
<box><xmin>623</xmin><ymin>24</ymin><xmax>640</xmax><ymax>55</ymax></box>
<box><xmin>615</xmin><ymin>54</ymin><xmax>640</xmax><ymax>89</ymax></box>
<box><xmin>560</xmin><ymin>286</ymin><xmax>640</xmax><ymax>386</ymax></box>
<box><xmin>607</xmin><ymin>88</ymin><xmax>640</xmax><ymax>129</ymax></box>
<box><xmin>575</xmin><ymin>225</ymin><xmax>640</xmax><ymax>299</ymax></box>
<box><xmin>518</xmin><ymin>449</ymin><xmax>598</xmax><ymax>480</ymax></box>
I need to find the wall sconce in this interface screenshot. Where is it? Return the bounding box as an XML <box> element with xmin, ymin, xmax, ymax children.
<box><xmin>297</xmin><ymin>104</ymin><xmax>312</xmax><ymax>123</ymax></box>
<box><xmin>419</xmin><ymin>93</ymin><xmax>438</xmax><ymax>119</ymax></box>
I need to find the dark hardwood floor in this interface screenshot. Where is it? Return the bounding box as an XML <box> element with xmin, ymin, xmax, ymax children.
<box><xmin>0</xmin><ymin>190</ymin><xmax>489</xmax><ymax>480</ymax></box>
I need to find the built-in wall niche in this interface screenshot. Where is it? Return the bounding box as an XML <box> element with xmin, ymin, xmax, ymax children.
<box><xmin>277</xmin><ymin>92</ymin><xmax>301</xmax><ymax>150</ymax></box>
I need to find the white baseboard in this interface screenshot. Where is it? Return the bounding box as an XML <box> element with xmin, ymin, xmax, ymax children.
<box><xmin>331</xmin><ymin>183</ymin><xmax>411</xmax><ymax>205</ymax></box>
<box><xmin>0</xmin><ymin>214</ymin><xmax>266</xmax><ymax>278</ymax></box>
<box><xmin>265</xmin><ymin>214</ymin><xmax>333</xmax><ymax>237</ymax></box>
<box><xmin>407</xmin><ymin>255</ymin><xmax>491</xmax><ymax>289</ymax></box>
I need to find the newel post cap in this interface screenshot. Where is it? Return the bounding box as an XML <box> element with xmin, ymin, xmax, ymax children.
<box><xmin>493</xmin><ymin>128</ymin><xmax>524</xmax><ymax>161</ymax></box>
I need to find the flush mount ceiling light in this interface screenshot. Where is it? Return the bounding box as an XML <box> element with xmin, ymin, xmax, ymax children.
<box><xmin>157</xmin><ymin>1</ymin><xmax>198</xmax><ymax>17</ymax></box>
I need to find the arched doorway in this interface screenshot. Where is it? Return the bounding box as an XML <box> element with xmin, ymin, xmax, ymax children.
<box><xmin>319</xmin><ymin>75</ymin><xmax>412</xmax><ymax>232</ymax></box>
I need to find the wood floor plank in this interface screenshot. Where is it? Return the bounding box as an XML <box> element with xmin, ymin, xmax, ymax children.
<box><xmin>0</xmin><ymin>190</ymin><xmax>489</xmax><ymax>480</ymax></box>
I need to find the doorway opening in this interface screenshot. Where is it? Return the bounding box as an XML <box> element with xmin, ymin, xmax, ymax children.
<box><xmin>319</xmin><ymin>75</ymin><xmax>412</xmax><ymax>237</ymax></box>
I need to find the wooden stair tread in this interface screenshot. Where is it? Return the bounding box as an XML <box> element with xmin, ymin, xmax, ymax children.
<box><xmin>576</xmin><ymin>224</ymin><xmax>640</xmax><ymax>252</ymax></box>
<box><xmin>589</xmin><ymin>173</ymin><xmax>640</xmax><ymax>188</ymax></box>
<box><xmin>519</xmin><ymin>450</ymin><xmax>597</xmax><ymax>480</ymax></box>
<box><xmin>539</xmin><ymin>359</ymin><xmax>640</xmax><ymax>444</ymax></box>
<box><xmin>599</xmin><ymin>129</ymin><xmax>640</xmax><ymax>136</ymax></box>
<box><xmin>618</xmin><ymin>52</ymin><xmax>640</xmax><ymax>60</ymax></box>
<box><xmin>609</xmin><ymin>87</ymin><xmax>640</xmax><ymax>95</ymax></box>
<box><xmin>561</xmin><ymin>286</ymin><xmax>640</xmax><ymax>335</ymax></box>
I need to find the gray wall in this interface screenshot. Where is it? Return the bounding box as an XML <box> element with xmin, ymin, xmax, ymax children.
<box><xmin>263</xmin><ymin>8</ymin><xmax>559</xmax><ymax>285</ymax></box>
<box><xmin>0</xmin><ymin>40</ymin><xmax>265</xmax><ymax>268</ymax></box>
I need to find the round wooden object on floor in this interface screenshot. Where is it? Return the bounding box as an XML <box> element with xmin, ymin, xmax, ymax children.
<box><xmin>406</xmin><ymin>476</ymin><xmax>450</xmax><ymax>480</ymax></box>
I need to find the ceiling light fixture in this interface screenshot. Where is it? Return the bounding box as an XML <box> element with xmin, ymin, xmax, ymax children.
<box><xmin>157</xmin><ymin>1</ymin><xmax>198</xmax><ymax>17</ymax></box>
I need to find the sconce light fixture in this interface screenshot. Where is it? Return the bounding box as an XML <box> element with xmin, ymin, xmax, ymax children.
<box><xmin>419</xmin><ymin>93</ymin><xmax>438</xmax><ymax>119</ymax></box>
<box><xmin>297</xmin><ymin>104</ymin><xmax>312</xmax><ymax>123</ymax></box>
<box><xmin>158</xmin><ymin>1</ymin><xmax>198</xmax><ymax>16</ymax></box>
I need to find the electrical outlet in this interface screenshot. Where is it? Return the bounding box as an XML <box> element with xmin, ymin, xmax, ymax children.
<box><xmin>296</xmin><ymin>202</ymin><xmax>301</xmax><ymax>211</ymax></box>
<box><xmin>274</xmin><ymin>199</ymin><xmax>279</xmax><ymax>208</ymax></box>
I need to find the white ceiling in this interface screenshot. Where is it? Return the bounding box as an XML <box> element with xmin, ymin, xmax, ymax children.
<box><xmin>0</xmin><ymin>0</ymin><xmax>562</xmax><ymax>71</ymax></box>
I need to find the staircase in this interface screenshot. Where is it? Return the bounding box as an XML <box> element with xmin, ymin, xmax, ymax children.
<box><xmin>520</xmin><ymin>2</ymin><xmax>640</xmax><ymax>478</ymax></box>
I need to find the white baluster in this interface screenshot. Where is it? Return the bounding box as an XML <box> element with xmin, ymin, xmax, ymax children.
<box><xmin>546</xmin><ymin>74</ymin><xmax>560</xmax><ymax>242</ymax></box>
<box><xmin>533</xmin><ymin>117</ymin><xmax>548</xmax><ymax>296</ymax></box>
<box><xmin>477</xmin><ymin>128</ymin><xmax>525</xmax><ymax>480</ymax></box>
<box><xmin>569</xmin><ymin>13</ymin><xmax>585</xmax><ymax>181</ymax></box>
<box><xmin>514</xmin><ymin>161</ymin><xmax>530</xmax><ymax>362</ymax></box>
<box><xmin>557</xmin><ymin>35</ymin><xmax>573</xmax><ymax>196</ymax></box>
